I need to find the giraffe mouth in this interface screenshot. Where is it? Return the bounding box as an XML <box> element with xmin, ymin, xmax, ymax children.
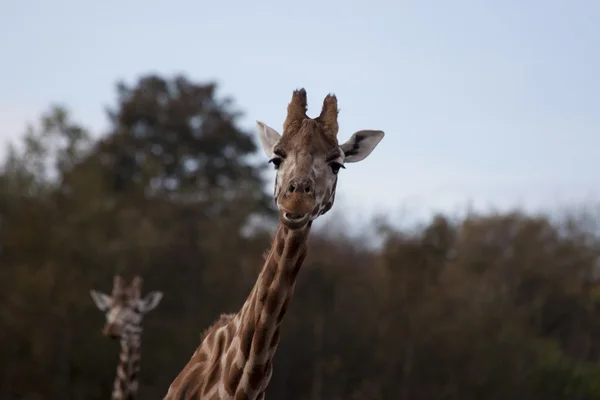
<box><xmin>278</xmin><ymin>194</ymin><xmax>314</xmax><ymax>228</ymax></box>
<box><xmin>280</xmin><ymin>210</ymin><xmax>310</xmax><ymax>228</ymax></box>
<box><xmin>284</xmin><ymin>212</ymin><xmax>305</xmax><ymax>220</ymax></box>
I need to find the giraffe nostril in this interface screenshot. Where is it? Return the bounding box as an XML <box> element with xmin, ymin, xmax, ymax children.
<box><xmin>288</xmin><ymin>181</ymin><xmax>313</xmax><ymax>194</ymax></box>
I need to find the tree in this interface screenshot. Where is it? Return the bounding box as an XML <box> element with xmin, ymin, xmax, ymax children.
<box><xmin>91</xmin><ymin>74</ymin><xmax>273</xmax><ymax>226</ymax></box>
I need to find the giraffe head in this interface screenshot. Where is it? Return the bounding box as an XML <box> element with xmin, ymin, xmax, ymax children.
<box><xmin>90</xmin><ymin>275</ymin><xmax>163</xmax><ymax>340</ymax></box>
<box><xmin>256</xmin><ymin>88</ymin><xmax>384</xmax><ymax>230</ymax></box>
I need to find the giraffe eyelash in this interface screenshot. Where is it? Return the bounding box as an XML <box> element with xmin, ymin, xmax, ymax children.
<box><xmin>268</xmin><ymin>157</ymin><xmax>283</xmax><ymax>169</ymax></box>
<box><xmin>329</xmin><ymin>162</ymin><xmax>345</xmax><ymax>175</ymax></box>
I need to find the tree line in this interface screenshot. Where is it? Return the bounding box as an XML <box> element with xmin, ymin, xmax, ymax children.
<box><xmin>1</xmin><ymin>74</ymin><xmax>600</xmax><ymax>400</ymax></box>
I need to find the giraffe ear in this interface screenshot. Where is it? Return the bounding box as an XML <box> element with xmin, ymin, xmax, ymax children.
<box><xmin>138</xmin><ymin>291</ymin><xmax>163</xmax><ymax>313</ymax></box>
<box><xmin>340</xmin><ymin>130</ymin><xmax>385</xmax><ymax>163</ymax></box>
<box><xmin>256</xmin><ymin>121</ymin><xmax>281</xmax><ymax>158</ymax></box>
<box><xmin>90</xmin><ymin>290</ymin><xmax>112</xmax><ymax>311</ymax></box>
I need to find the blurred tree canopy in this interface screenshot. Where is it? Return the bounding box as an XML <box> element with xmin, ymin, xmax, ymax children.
<box><xmin>1</xmin><ymin>74</ymin><xmax>600</xmax><ymax>400</ymax></box>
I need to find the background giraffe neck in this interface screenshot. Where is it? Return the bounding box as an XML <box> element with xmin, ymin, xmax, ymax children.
<box><xmin>112</xmin><ymin>327</ymin><xmax>142</xmax><ymax>400</ymax></box>
<box><xmin>233</xmin><ymin>222</ymin><xmax>312</xmax><ymax>397</ymax></box>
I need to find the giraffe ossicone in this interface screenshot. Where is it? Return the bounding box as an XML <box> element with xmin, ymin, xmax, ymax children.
<box><xmin>91</xmin><ymin>275</ymin><xmax>163</xmax><ymax>400</ymax></box>
<box><xmin>163</xmin><ymin>88</ymin><xmax>384</xmax><ymax>400</ymax></box>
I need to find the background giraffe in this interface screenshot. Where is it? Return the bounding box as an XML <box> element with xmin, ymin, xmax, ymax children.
<box><xmin>163</xmin><ymin>88</ymin><xmax>384</xmax><ymax>399</ymax></box>
<box><xmin>91</xmin><ymin>275</ymin><xmax>163</xmax><ymax>400</ymax></box>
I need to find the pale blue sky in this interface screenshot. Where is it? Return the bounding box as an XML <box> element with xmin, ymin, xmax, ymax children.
<box><xmin>1</xmin><ymin>0</ymin><xmax>599</xmax><ymax>224</ymax></box>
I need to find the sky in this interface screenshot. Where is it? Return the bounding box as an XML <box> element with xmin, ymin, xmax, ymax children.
<box><xmin>1</xmin><ymin>0</ymin><xmax>599</xmax><ymax>226</ymax></box>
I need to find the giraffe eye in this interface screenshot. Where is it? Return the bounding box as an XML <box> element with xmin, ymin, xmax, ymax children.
<box><xmin>269</xmin><ymin>157</ymin><xmax>283</xmax><ymax>170</ymax></box>
<box><xmin>329</xmin><ymin>162</ymin><xmax>345</xmax><ymax>175</ymax></box>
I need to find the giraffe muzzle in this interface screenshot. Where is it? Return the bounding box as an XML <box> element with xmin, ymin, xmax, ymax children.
<box><xmin>278</xmin><ymin>192</ymin><xmax>314</xmax><ymax>229</ymax></box>
<box><xmin>279</xmin><ymin>210</ymin><xmax>310</xmax><ymax>230</ymax></box>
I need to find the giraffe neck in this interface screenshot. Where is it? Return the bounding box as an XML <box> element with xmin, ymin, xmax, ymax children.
<box><xmin>232</xmin><ymin>221</ymin><xmax>312</xmax><ymax>398</ymax></box>
<box><xmin>161</xmin><ymin>222</ymin><xmax>312</xmax><ymax>400</ymax></box>
<box><xmin>112</xmin><ymin>328</ymin><xmax>142</xmax><ymax>400</ymax></box>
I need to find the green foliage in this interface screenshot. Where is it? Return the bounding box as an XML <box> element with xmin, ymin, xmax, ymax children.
<box><xmin>1</xmin><ymin>74</ymin><xmax>599</xmax><ymax>399</ymax></box>
<box><xmin>533</xmin><ymin>341</ymin><xmax>600</xmax><ymax>399</ymax></box>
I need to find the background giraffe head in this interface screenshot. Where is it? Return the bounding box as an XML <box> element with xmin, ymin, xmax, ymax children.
<box><xmin>256</xmin><ymin>88</ymin><xmax>384</xmax><ymax>230</ymax></box>
<box><xmin>90</xmin><ymin>275</ymin><xmax>163</xmax><ymax>340</ymax></box>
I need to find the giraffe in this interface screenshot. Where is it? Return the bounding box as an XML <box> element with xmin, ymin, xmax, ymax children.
<box><xmin>90</xmin><ymin>275</ymin><xmax>163</xmax><ymax>400</ymax></box>
<box><xmin>163</xmin><ymin>88</ymin><xmax>384</xmax><ymax>400</ymax></box>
